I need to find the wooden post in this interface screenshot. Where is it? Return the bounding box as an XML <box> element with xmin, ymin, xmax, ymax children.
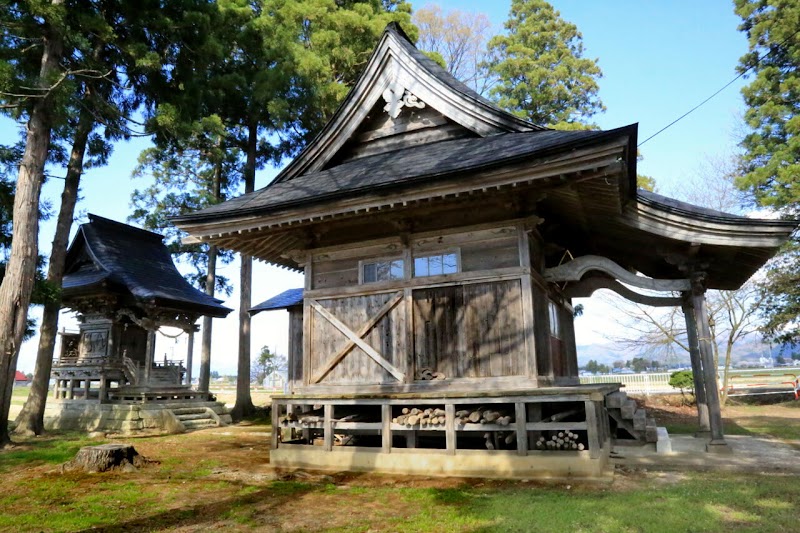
<box><xmin>323</xmin><ymin>404</ymin><xmax>333</xmax><ymax>451</ymax></box>
<box><xmin>144</xmin><ymin>330</ymin><xmax>155</xmax><ymax>384</ymax></box>
<box><xmin>53</xmin><ymin>379</ymin><xmax>60</xmax><ymax>399</ymax></box>
<box><xmin>185</xmin><ymin>328</ymin><xmax>195</xmax><ymax>387</ymax></box>
<box><xmin>382</xmin><ymin>403</ymin><xmax>392</xmax><ymax>453</ymax></box>
<box><xmin>303</xmin><ymin>253</ymin><xmax>313</xmax><ymax>386</ymax></box>
<box><xmin>681</xmin><ymin>297</ymin><xmax>711</xmax><ymax>434</ymax></box>
<box><xmin>68</xmin><ymin>379</ymin><xmax>75</xmax><ymax>400</ymax></box>
<box><xmin>445</xmin><ymin>403</ymin><xmax>456</xmax><ymax>455</ymax></box>
<box><xmin>99</xmin><ymin>376</ymin><xmax>107</xmax><ymax>403</ymax></box>
<box><xmin>585</xmin><ymin>400</ymin><xmax>600</xmax><ymax>459</ymax></box>
<box><xmin>83</xmin><ymin>379</ymin><xmax>91</xmax><ymax>400</ymax></box>
<box><xmin>271</xmin><ymin>401</ymin><xmax>280</xmax><ymax>449</ymax></box>
<box><xmin>517</xmin><ymin>224</ymin><xmax>538</xmax><ymax>380</ymax></box>
<box><xmin>691</xmin><ymin>280</ymin><xmax>729</xmax><ymax>451</ymax></box>
<box><xmin>515</xmin><ymin>402</ymin><xmax>527</xmax><ymax>456</ymax></box>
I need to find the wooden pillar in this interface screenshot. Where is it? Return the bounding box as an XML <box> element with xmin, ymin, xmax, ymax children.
<box><xmin>445</xmin><ymin>403</ymin><xmax>456</xmax><ymax>455</ymax></box>
<box><xmin>514</xmin><ymin>402</ymin><xmax>528</xmax><ymax>456</ymax></box>
<box><xmin>585</xmin><ymin>400</ymin><xmax>601</xmax><ymax>459</ymax></box>
<box><xmin>271</xmin><ymin>401</ymin><xmax>280</xmax><ymax>449</ymax></box>
<box><xmin>53</xmin><ymin>378</ymin><xmax>60</xmax><ymax>399</ymax></box>
<box><xmin>323</xmin><ymin>404</ymin><xmax>333</xmax><ymax>451</ymax></box>
<box><xmin>681</xmin><ymin>297</ymin><xmax>711</xmax><ymax>434</ymax></box>
<box><xmin>517</xmin><ymin>224</ymin><xmax>538</xmax><ymax>381</ymax></box>
<box><xmin>185</xmin><ymin>329</ymin><xmax>195</xmax><ymax>387</ymax></box>
<box><xmin>382</xmin><ymin>404</ymin><xmax>393</xmax><ymax>453</ymax></box>
<box><xmin>691</xmin><ymin>277</ymin><xmax>729</xmax><ymax>451</ymax></box>
<box><xmin>99</xmin><ymin>376</ymin><xmax>107</xmax><ymax>403</ymax></box>
<box><xmin>144</xmin><ymin>330</ymin><xmax>155</xmax><ymax>384</ymax></box>
<box><xmin>68</xmin><ymin>379</ymin><xmax>75</xmax><ymax>400</ymax></box>
<box><xmin>83</xmin><ymin>379</ymin><xmax>91</xmax><ymax>400</ymax></box>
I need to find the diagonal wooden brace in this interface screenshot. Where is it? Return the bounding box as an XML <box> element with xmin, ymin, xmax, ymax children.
<box><xmin>310</xmin><ymin>293</ymin><xmax>405</xmax><ymax>382</ymax></box>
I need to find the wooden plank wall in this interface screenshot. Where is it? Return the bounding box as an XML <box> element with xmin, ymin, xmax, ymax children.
<box><xmin>288</xmin><ymin>307</ymin><xmax>304</xmax><ymax>391</ymax></box>
<box><xmin>330</xmin><ymin>102</ymin><xmax>475</xmax><ymax>165</ymax></box>
<box><xmin>412</xmin><ymin>280</ymin><xmax>525</xmax><ymax>379</ymax></box>
<box><xmin>312</xmin><ymin>227</ymin><xmax>519</xmax><ymax>290</ymax></box>
<box><xmin>310</xmin><ymin>292</ymin><xmax>406</xmax><ymax>385</ymax></box>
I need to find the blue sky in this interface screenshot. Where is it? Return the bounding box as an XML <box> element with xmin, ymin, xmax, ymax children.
<box><xmin>7</xmin><ymin>1</ymin><xmax>753</xmax><ymax>373</ymax></box>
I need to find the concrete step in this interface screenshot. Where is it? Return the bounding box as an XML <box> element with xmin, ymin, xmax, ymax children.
<box><xmin>620</xmin><ymin>400</ymin><xmax>637</xmax><ymax>419</ymax></box>
<box><xmin>605</xmin><ymin>391</ymin><xmax>628</xmax><ymax>408</ymax></box>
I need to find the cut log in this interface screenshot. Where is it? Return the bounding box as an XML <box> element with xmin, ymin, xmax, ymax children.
<box><xmin>65</xmin><ymin>444</ymin><xmax>151</xmax><ymax>473</ymax></box>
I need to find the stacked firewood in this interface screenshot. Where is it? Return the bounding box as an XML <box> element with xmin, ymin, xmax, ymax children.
<box><xmin>535</xmin><ymin>431</ymin><xmax>585</xmax><ymax>451</ymax></box>
<box><xmin>454</xmin><ymin>407</ymin><xmax>513</xmax><ymax>426</ymax></box>
<box><xmin>392</xmin><ymin>407</ymin><xmax>447</xmax><ymax>427</ymax></box>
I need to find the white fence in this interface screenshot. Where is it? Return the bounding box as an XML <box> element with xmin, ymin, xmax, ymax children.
<box><xmin>580</xmin><ymin>373</ymin><xmax>673</xmax><ymax>395</ymax></box>
<box><xmin>580</xmin><ymin>368</ymin><xmax>800</xmax><ymax>396</ymax></box>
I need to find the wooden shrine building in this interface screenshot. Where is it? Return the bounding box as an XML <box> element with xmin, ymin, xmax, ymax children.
<box><xmin>46</xmin><ymin>215</ymin><xmax>233</xmax><ymax>434</ymax></box>
<box><xmin>174</xmin><ymin>24</ymin><xmax>797</xmax><ymax>478</ymax></box>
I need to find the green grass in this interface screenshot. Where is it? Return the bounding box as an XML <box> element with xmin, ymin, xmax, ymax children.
<box><xmin>320</xmin><ymin>472</ymin><xmax>799</xmax><ymax>533</ymax></box>
<box><xmin>0</xmin><ymin>433</ymin><xmax>101</xmax><ymax>472</ymax></box>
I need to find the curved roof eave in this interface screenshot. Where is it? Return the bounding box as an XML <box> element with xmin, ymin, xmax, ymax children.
<box><xmin>625</xmin><ymin>192</ymin><xmax>797</xmax><ymax>248</ymax></box>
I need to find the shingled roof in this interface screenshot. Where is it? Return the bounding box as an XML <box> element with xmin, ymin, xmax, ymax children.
<box><xmin>175</xmin><ymin>127</ymin><xmax>634</xmax><ymax>223</ymax></box>
<box><xmin>62</xmin><ymin>215</ymin><xmax>231</xmax><ymax>318</ymax></box>
<box><xmin>250</xmin><ymin>288</ymin><xmax>304</xmax><ymax>315</ymax></box>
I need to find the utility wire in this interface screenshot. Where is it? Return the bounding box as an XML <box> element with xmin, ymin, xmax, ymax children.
<box><xmin>638</xmin><ymin>27</ymin><xmax>800</xmax><ymax>147</ymax></box>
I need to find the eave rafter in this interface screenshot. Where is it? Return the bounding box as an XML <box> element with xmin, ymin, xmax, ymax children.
<box><xmin>178</xmin><ymin>141</ymin><xmax>628</xmax><ymax>259</ymax></box>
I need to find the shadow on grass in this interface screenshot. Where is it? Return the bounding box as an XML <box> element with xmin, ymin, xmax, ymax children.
<box><xmin>77</xmin><ymin>482</ymin><xmax>314</xmax><ymax>532</ymax></box>
<box><xmin>0</xmin><ymin>432</ymin><xmax>102</xmax><ymax>472</ymax></box>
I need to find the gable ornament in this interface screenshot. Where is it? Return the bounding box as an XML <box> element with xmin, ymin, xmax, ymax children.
<box><xmin>382</xmin><ymin>81</ymin><xmax>425</xmax><ymax>119</ymax></box>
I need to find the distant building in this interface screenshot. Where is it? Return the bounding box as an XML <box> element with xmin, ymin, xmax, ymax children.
<box><xmin>14</xmin><ymin>371</ymin><xmax>29</xmax><ymax>387</ymax></box>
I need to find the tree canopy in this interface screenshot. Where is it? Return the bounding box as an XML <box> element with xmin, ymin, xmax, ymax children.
<box><xmin>484</xmin><ymin>0</ymin><xmax>604</xmax><ymax>128</ymax></box>
<box><xmin>734</xmin><ymin>0</ymin><xmax>800</xmax><ymax>345</ymax></box>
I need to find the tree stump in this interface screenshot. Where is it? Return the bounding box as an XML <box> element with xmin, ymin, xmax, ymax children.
<box><xmin>66</xmin><ymin>444</ymin><xmax>149</xmax><ymax>473</ymax></box>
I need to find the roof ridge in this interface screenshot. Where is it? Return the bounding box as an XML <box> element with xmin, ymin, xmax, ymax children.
<box><xmin>87</xmin><ymin>214</ymin><xmax>164</xmax><ymax>241</ymax></box>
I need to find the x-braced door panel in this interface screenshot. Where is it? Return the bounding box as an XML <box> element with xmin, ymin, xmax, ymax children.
<box><xmin>308</xmin><ymin>291</ymin><xmax>407</xmax><ymax>385</ymax></box>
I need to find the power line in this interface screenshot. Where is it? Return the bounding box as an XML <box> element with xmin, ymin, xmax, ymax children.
<box><xmin>638</xmin><ymin>27</ymin><xmax>800</xmax><ymax>148</ymax></box>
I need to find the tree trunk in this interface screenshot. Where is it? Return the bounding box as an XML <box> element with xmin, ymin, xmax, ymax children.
<box><xmin>198</xmin><ymin>245</ymin><xmax>217</xmax><ymax>392</ymax></box>
<box><xmin>0</xmin><ymin>4</ymin><xmax>64</xmax><ymax>447</ymax></box>
<box><xmin>14</xmin><ymin>103</ymin><xmax>93</xmax><ymax>436</ymax></box>
<box><xmin>198</xmin><ymin>154</ymin><xmax>223</xmax><ymax>393</ymax></box>
<box><xmin>231</xmin><ymin>122</ymin><xmax>257</xmax><ymax>421</ymax></box>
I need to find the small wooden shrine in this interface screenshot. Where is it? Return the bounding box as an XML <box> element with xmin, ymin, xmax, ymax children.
<box><xmin>175</xmin><ymin>24</ymin><xmax>797</xmax><ymax>478</ymax></box>
<box><xmin>46</xmin><ymin>215</ymin><xmax>232</xmax><ymax>434</ymax></box>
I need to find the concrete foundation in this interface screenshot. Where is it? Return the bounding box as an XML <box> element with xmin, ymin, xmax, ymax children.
<box><xmin>271</xmin><ymin>444</ymin><xmax>612</xmax><ymax>481</ymax></box>
<box><xmin>44</xmin><ymin>399</ymin><xmax>232</xmax><ymax>435</ymax></box>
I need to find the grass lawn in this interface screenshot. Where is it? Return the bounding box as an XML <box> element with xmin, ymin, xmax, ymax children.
<box><xmin>0</xmin><ymin>400</ymin><xmax>798</xmax><ymax>532</ymax></box>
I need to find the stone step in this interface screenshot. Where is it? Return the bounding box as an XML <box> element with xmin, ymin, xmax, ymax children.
<box><xmin>183</xmin><ymin>418</ymin><xmax>217</xmax><ymax>429</ymax></box>
<box><xmin>620</xmin><ymin>400</ymin><xmax>637</xmax><ymax>419</ymax></box>
<box><xmin>172</xmin><ymin>407</ymin><xmax>208</xmax><ymax>416</ymax></box>
<box><xmin>605</xmin><ymin>391</ymin><xmax>628</xmax><ymax>408</ymax></box>
<box><xmin>633</xmin><ymin>409</ymin><xmax>647</xmax><ymax>431</ymax></box>
<box><xmin>175</xmin><ymin>412</ymin><xmax>211</xmax><ymax>421</ymax></box>
<box><xmin>644</xmin><ymin>416</ymin><xmax>659</xmax><ymax>442</ymax></box>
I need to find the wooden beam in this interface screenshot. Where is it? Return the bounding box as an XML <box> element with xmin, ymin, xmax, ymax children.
<box><xmin>309</xmin><ymin>300</ymin><xmax>406</xmax><ymax>381</ymax></box>
<box><xmin>563</xmin><ymin>275</ymin><xmax>683</xmax><ymax>307</ymax></box>
<box><xmin>310</xmin><ymin>291</ymin><xmax>403</xmax><ymax>383</ymax></box>
<box><xmin>545</xmin><ymin>255</ymin><xmax>691</xmax><ymax>292</ymax></box>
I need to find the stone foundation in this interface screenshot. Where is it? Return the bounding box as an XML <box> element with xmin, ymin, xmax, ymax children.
<box><xmin>44</xmin><ymin>399</ymin><xmax>232</xmax><ymax>435</ymax></box>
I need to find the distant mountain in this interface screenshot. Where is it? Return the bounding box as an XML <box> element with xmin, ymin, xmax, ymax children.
<box><xmin>577</xmin><ymin>337</ymin><xmax>798</xmax><ymax>368</ymax></box>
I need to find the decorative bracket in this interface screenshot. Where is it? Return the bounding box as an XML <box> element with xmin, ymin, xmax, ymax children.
<box><xmin>382</xmin><ymin>81</ymin><xmax>425</xmax><ymax>119</ymax></box>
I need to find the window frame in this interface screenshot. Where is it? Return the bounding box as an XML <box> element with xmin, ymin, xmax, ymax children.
<box><xmin>412</xmin><ymin>248</ymin><xmax>461</xmax><ymax>278</ymax></box>
<box><xmin>358</xmin><ymin>256</ymin><xmax>405</xmax><ymax>284</ymax></box>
